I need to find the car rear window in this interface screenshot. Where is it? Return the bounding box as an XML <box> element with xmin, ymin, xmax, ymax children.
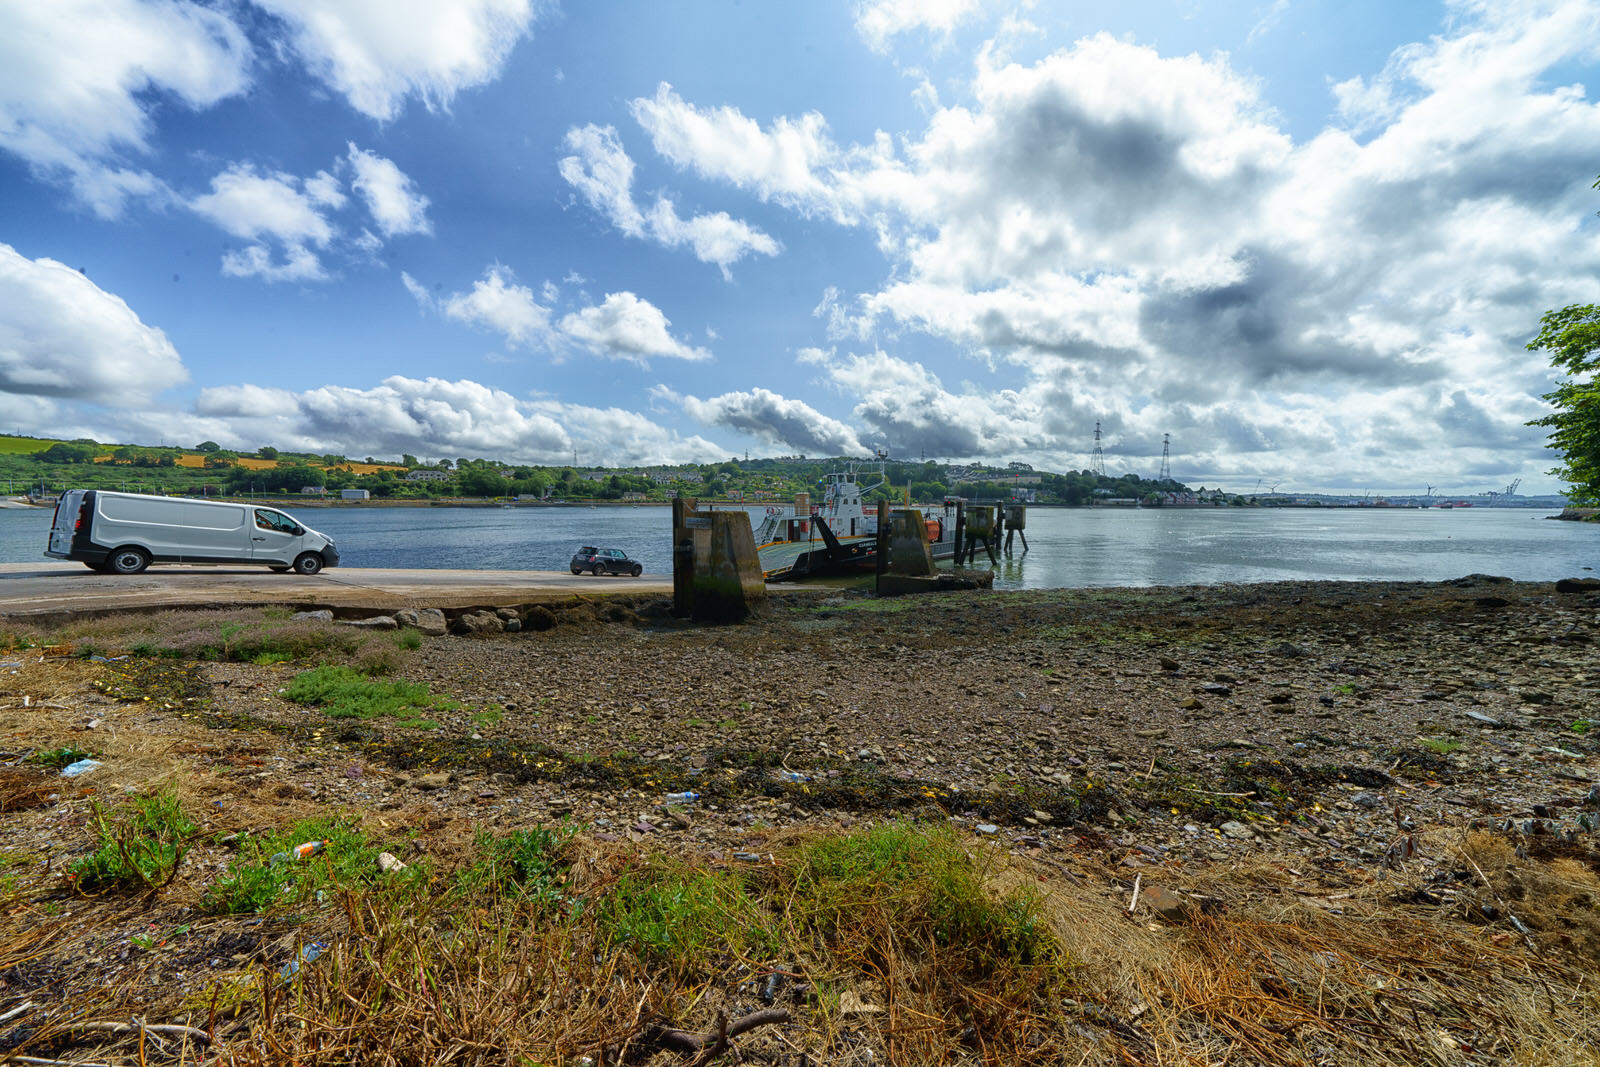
<box><xmin>578</xmin><ymin>546</ymin><xmax>596</xmax><ymax>553</ymax></box>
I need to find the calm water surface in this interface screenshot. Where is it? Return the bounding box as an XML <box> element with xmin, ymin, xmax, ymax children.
<box><xmin>0</xmin><ymin>503</ymin><xmax>1590</xmax><ymax>591</ymax></box>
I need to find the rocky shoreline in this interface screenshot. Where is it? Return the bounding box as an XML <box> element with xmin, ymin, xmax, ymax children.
<box><xmin>3</xmin><ymin>575</ymin><xmax>1599</xmax><ymax>1063</ymax></box>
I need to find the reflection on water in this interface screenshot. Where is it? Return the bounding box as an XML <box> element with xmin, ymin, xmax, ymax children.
<box><xmin>0</xmin><ymin>503</ymin><xmax>1586</xmax><ymax>590</ymax></box>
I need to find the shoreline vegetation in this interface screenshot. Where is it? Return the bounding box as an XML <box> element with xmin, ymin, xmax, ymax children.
<box><xmin>1</xmin><ymin>577</ymin><xmax>1598</xmax><ymax>1064</ymax></box>
<box><xmin>0</xmin><ymin>432</ymin><xmax>1572</xmax><ymax>512</ymax></box>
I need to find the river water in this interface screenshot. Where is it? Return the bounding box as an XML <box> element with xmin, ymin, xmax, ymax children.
<box><xmin>2</xmin><ymin>501</ymin><xmax>1591</xmax><ymax>591</ymax></box>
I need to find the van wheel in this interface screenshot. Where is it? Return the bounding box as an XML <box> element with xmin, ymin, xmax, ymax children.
<box><xmin>108</xmin><ymin>547</ymin><xmax>150</xmax><ymax>575</ymax></box>
<box><xmin>293</xmin><ymin>553</ymin><xmax>324</xmax><ymax>576</ymax></box>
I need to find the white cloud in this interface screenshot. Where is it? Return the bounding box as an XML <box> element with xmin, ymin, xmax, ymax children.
<box><xmin>559</xmin><ymin>124</ymin><xmax>778</xmax><ymax>277</ymax></box>
<box><xmin>0</xmin><ymin>0</ymin><xmax>251</xmax><ymax>216</ymax></box>
<box><xmin>440</xmin><ymin>266</ymin><xmax>553</xmax><ymax>347</ymax></box>
<box><xmin>558</xmin><ymin>292</ymin><xmax>711</xmax><ymax>364</ymax></box>
<box><xmin>854</xmin><ymin>0</ymin><xmax>985</xmax><ymax>53</ymax></box>
<box><xmin>0</xmin><ymin>242</ymin><xmax>188</xmax><ymax>403</ymax></box>
<box><xmin>630</xmin><ymin>84</ymin><xmax>866</xmax><ymax>222</ymax></box>
<box><xmin>346</xmin><ymin>143</ymin><xmax>431</xmax><ymax>237</ymax></box>
<box><xmin>189</xmin><ymin>149</ymin><xmax>433</xmax><ymax>280</ymax></box>
<box><xmin>250</xmin><ymin>0</ymin><xmax>539</xmax><ymax>121</ymax></box>
<box><xmin>660</xmin><ymin>385</ymin><xmax>867</xmax><ymax>455</ymax></box>
<box><xmin>185</xmin><ymin>375</ymin><xmax>725</xmax><ymax>465</ymax></box>
<box><xmin>626</xmin><ymin>5</ymin><xmax>1600</xmax><ymax>488</ymax></box>
<box><xmin>189</xmin><ymin>163</ymin><xmax>339</xmax><ymax>282</ymax></box>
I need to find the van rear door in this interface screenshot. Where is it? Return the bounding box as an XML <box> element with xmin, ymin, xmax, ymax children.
<box><xmin>46</xmin><ymin>491</ymin><xmax>87</xmax><ymax>559</ymax></box>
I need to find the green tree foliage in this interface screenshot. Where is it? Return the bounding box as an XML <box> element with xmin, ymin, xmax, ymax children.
<box><xmin>38</xmin><ymin>442</ymin><xmax>98</xmax><ymax>463</ymax></box>
<box><xmin>1527</xmin><ymin>302</ymin><xmax>1600</xmax><ymax>504</ymax></box>
<box><xmin>257</xmin><ymin>446</ymin><xmax>279</xmax><ymax>459</ymax></box>
<box><xmin>195</xmin><ymin>440</ymin><xmax>220</xmax><ymax>452</ymax></box>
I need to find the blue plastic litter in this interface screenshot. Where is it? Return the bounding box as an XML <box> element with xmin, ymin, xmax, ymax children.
<box><xmin>61</xmin><ymin>758</ymin><xmax>102</xmax><ymax>777</ymax></box>
<box><xmin>279</xmin><ymin>941</ymin><xmax>326</xmax><ymax>980</ymax></box>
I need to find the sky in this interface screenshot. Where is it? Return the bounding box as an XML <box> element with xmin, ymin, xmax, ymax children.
<box><xmin>2</xmin><ymin>0</ymin><xmax>1599</xmax><ymax>495</ymax></box>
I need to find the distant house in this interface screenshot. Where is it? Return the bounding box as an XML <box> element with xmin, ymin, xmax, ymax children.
<box><xmin>404</xmin><ymin>470</ymin><xmax>450</xmax><ymax>482</ymax></box>
<box><xmin>581</xmin><ymin>470</ymin><xmax>610</xmax><ymax>482</ymax></box>
<box><xmin>300</xmin><ymin>485</ymin><xmax>326</xmax><ymax>496</ymax></box>
<box><xmin>621</xmin><ymin>491</ymin><xmax>648</xmax><ymax>502</ymax></box>
<box><xmin>340</xmin><ymin>488</ymin><xmax>370</xmax><ymax>501</ymax></box>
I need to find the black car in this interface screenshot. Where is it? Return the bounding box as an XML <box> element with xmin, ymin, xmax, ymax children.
<box><xmin>570</xmin><ymin>546</ymin><xmax>643</xmax><ymax>576</ymax></box>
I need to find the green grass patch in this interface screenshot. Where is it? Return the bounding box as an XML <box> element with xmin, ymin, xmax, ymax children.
<box><xmin>283</xmin><ymin>665</ymin><xmax>461</xmax><ymax>721</ymax></box>
<box><xmin>787</xmin><ymin>823</ymin><xmax>1053</xmax><ymax>965</ymax></box>
<box><xmin>71</xmin><ymin>789</ymin><xmax>196</xmax><ymax>893</ymax></box>
<box><xmin>27</xmin><ymin>744</ymin><xmax>93</xmax><ymax>769</ymax></box>
<box><xmin>454</xmin><ymin>824</ymin><xmax>577</xmax><ymax>905</ymax></box>
<box><xmin>0</xmin><ymin>434</ymin><xmax>53</xmax><ymax>455</ymax></box>
<box><xmin>1421</xmin><ymin>737</ymin><xmax>1463</xmax><ymax>755</ymax></box>
<box><xmin>202</xmin><ymin>816</ymin><xmax>395</xmax><ymax>914</ymax></box>
<box><xmin>597</xmin><ymin>862</ymin><xmax>774</xmax><ymax>974</ymax></box>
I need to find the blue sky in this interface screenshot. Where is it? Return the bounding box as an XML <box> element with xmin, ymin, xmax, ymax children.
<box><xmin>3</xmin><ymin>0</ymin><xmax>1599</xmax><ymax>494</ymax></box>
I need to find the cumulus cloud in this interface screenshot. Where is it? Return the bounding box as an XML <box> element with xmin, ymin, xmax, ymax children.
<box><xmin>0</xmin><ymin>0</ymin><xmax>251</xmax><ymax>216</ymax></box>
<box><xmin>854</xmin><ymin>0</ymin><xmax>985</xmax><ymax>52</ymax></box>
<box><xmin>559</xmin><ymin>124</ymin><xmax>778</xmax><ymax>277</ymax></box>
<box><xmin>558</xmin><ymin>292</ymin><xmax>711</xmax><ymax>364</ymax></box>
<box><xmin>623</xmin><ymin>4</ymin><xmax>1600</xmax><ymax>488</ymax></box>
<box><xmin>251</xmin><ymin>0</ymin><xmax>539</xmax><ymax>121</ymax></box>
<box><xmin>186</xmin><ymin>375</ymin><xmax>724</xmax><ymax>465</ymax></box>
<box><xmin>189</xmin><ymin>163</ymin><xmax>339</xmax><ymax>282</ymax></box>
<box><xmin>439</xmin><ymin>266</ymin><xmax>553</xmax><ymax>347</ymax></box>
<box><xmin>189</xmin><ymin>147</ymin><xmax>431</xmax><ymax>280</ymax></box>
<box><xmin>346</xmin><ymin>143</ymin><xmax>431</xmax><ymax>237</ymax></box>
<box><xmin>657</xmin><ymin>385</ymin><xmax>867</xmax><ymax>455</ymax></box>
<box><xmin>0</xmin><ymin>242</ymin><xmax>188</xmax><ymax>403</ymax></box>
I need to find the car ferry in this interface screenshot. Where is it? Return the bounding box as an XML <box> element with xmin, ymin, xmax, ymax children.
<box><xmin>752</xmin><ymin>461</ymin><xmax>959</xmax><ymax>581</ymax></box>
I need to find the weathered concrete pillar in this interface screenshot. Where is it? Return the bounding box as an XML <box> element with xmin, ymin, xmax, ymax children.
<box><xmin>690</xmin><ymin>510</ymin><xmax>768</xmax><ymax>622</ymax></box>
<box><xmin>671</xmin><ymin>497</ymin><xmax>698</xmax><ymax>617</ymax></box>
<box><xmin>889</xmin><ymin>508</ymin><xmax>935</xmax><ymax>575</ymax></box>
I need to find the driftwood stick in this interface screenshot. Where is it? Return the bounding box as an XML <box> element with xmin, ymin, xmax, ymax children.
<box><xmin>61</xmin><ymin>1021</ymin><xmax>213</xmax><ymax>1045</ymax></box>
<box><xmin>5</xmin><ymin>1057</ymin><xmax>118</xmax><ymax>1067</ymax></box>
<box><xmin>0</xmin><ymin>1002</ymin><xmax>37</xmax><ymax>1025</ymax></box>
<box><xmin>687</xmin><ymin>1012</ymin><xmax>730</xmax><ymax>1067</ymax></box>
<box><xmin>654</xmin><ymin>1007</ymin><xmax>791</xmax><ymax>1058</ymax></box>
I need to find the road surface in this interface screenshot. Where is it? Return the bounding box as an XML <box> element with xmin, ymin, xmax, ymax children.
<box><xmin>0</xmin><ymin>563</ymin><xmax>673</xmax><ymax>618</ymax></box>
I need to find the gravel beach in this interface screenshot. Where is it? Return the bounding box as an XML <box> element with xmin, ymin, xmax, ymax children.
<box><xmin>3</xmin><ymin>576</ymin><xmax>1598</xmax><ymax>1064</ymax></box>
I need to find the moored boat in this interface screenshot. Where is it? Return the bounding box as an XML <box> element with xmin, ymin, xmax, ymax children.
<box><xmin>752</xmin><ymin>461</ymin><xmax>959</xmax><ymax>580</ymax></box>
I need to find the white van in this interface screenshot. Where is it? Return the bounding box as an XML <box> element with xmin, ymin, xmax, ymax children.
<box><xmin>45</xmin><ymin>491</ymin><xmax>340</xmax><ymax>575</ymax></box>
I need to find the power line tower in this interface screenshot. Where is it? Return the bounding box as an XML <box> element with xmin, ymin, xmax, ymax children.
<box><xmin>1090</xmin><ymin>421</ymin><xmax>1106</xmax><ymax>478</ymax></box>
<box><xmin>1158</xmin><ymin>433</ymin><xmax>1171</xmax><ymax>482</ymax></box>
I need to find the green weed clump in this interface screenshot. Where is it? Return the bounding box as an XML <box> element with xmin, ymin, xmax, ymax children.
<box><xmin>597</xmin><ymin>863</ymin><xmax>774</xmax><ymax>974</ymax></box>
<box><xmin>283</xmin><ymin>665</ymin><xmax>460</xmax><ymax>721</ymax></box>
<box><xmin>788</xmin><ymin>823</ymin><xmax>1053</xmax><ymax>965</ymax></box>
<box><xmin>203</xmin><ymin>816</ymin><xmax>395</xmax><ymax>914</ymax></box>
<box><xmin>27</xmin><ymin>745</ymin><xmax>93</xmax><ymax>769</ymax></box>
<box><xmin>454</xmin><ymin>824</ymin><xmax>576</xmax><ymax>905</ymax></box>
<box><xmin>71</xmin><ymin>789</ymin><xmax>195</xmax><ymax>893</ymax></box>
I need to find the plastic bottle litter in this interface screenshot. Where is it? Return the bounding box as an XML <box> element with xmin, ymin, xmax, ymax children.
<box><xmin>776</xmin><ymin>771</ymin><xmax>809</xmax><ymax>783</ymax></box>
<box><xmin>61</xmin><ymin>759</ymin><xmax>102</xmax><ymax>777</ymax></box>
<box><xmin>662</xmin><ymin>791</ymin><xmax>700</xmax><ymax>804</ymax></box>
<box><xmin>270</xmin><ymin>840</ymin><xmax>329</xmax><ymax>865</ymax></box>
